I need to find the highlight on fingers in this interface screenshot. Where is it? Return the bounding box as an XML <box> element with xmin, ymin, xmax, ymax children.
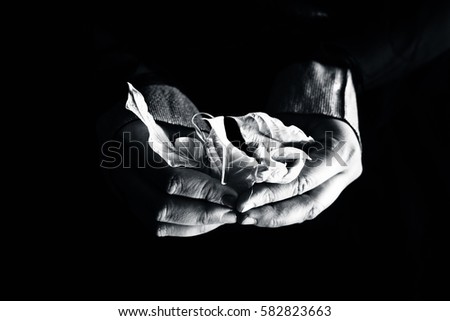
<box><xmin>159</xmin><ymin>169</ymin><xmax>238</xmax><ymax>207</ymax></box>
<box><xmin>156</xmin><ymin>197</ymin><xmax>237</xmax><ymax>226</ymax></box>
<box><xmin>238</xmin><ymin>172</ymin><xmax>352</xmax><ymax>228</ymax></box>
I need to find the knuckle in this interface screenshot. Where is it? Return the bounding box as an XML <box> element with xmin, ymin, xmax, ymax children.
<box><xmin>265</xmin><ymin>205</ymin><xmax>282</xmax><ymax>228</ymax></box>
<box><xmin>341</xmin><ymin>146</ymin><xmax>356</xmax><ymax>165</ymax></box>
<box><xmin>309</xmin><ymin>206</ymin><xmax>319</xmax><ymax>220</ymax></box>
<box><xmin>262</xmin><ymin>187</ymin><xmax>276</xmax><ymax>204</ymax></box>
<box><xmin>299</xmin><ymin>194</ymin><xmax>313</xmax><ymax>220</ymax></box>
<box><xmin>297</xmin><ymin>174</ymin><xmax>313</xmax><ymax>194</ymax></box>
<box><xmin>157</xmin><ymin>199</ymin><xmax>175</xmax><ymax>223</ymax></box>
<box><xmin>268</xmin><ymin>217</ymin><xmax>279</xmax><ymax>228</ymax></box>
<box><xmin>167</xmin><ymin>173</ymin><xmax>182</xmax><ymax>195</ymax></box>
<box><xmin>305</xmin><ymin>201</ymin><xmax>324</xmax><ymax>221</ymax></box>
<box><xmin>197</xmin><ymin>210</ymin><xmax>210</xmax><ymax>225</ymax></box>
<box><xmin>156</xmin><ymin>203</ymin><xmax>168</xmax><ymax>222</ymax></box>
<box><xmin>199</xmin><ymin>180</ymin><xmax>217</xmax><ymax>201</ymax></box>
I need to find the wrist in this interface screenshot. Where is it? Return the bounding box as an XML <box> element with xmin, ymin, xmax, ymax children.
<box><xmin>97</xmin><ymin>83</ymin><xmax>208</xmax><ymax>144</ymax></box>
<box><xmin>136</xmin><ymin>84</ymin><xmax>208</xmax><ymax>131</ymax></box>
<box><xmin>266</xmin><ymin>61</ymin><xmax>360</xmax><ymax>145</ymax></box>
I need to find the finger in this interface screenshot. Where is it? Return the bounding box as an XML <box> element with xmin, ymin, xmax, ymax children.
<box><xmin>148</xmin><ymin>168</ymin><xmax>238</xmax><ymax>207</ymax></box>
<box><xmin>157</xmin><ymin>196</ymin><xmax>237</xmax><ymax>225</ymax></box>
<box><xmin>110</xmin><ymin>167</ymin><xmax>236</xmax><ymax>225</ymax></box>
<box><xmin>157</xmin><ymin>223</ymin><xmax>223</xmax><ymax>237</ymax></box>
<box><xmin>240</xmin><ymin>173</ymin><xmax>350</xmax><ymax>227</ymax></box>
<box><xmin>237</xmin><ymin>147</ymin><xmax>345</xmax><ymax>213</ymax></box>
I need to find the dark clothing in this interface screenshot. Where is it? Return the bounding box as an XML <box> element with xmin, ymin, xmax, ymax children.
<box><xmin>94</xmin><ymin>0</ymin><xmax>449</xmax><ymax>146</ymax></box>
<box><xmin>94</xmin><ymin>0</ymin><xmax>450</xmax><ymax>106</ymax></box>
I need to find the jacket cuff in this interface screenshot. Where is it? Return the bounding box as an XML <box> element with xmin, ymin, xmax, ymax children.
<box><xmin>97</xmin><ymin>84</ymin><xmax>208</xmax><ymax>144</ymax></box>
<box><xmin>138</xmin><ymin>84</ymin><xmax>204</xmax><ymax>129</ymax></box>
<box><xmin>266</xmin><ymin>61</ymin><xmax>360</xmax><ymax>144</ymax></box>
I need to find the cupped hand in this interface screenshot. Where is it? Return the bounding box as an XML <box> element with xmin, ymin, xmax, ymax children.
<box><xmin>102</xmin><ymin>120</ymin><xmax>238</xmax><ymax>237</ymax></box>
<box><xmin>236</xmin><ymin>114</ymin><xmax>362</xmax><ymax>227</ymax></box>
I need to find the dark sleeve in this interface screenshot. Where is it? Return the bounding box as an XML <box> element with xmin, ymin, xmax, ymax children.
<box><xmin>266</xmin><ymin>1</ymin><xmax>449</xmax><ymax>144</ymax></box>
<box><xmin>320</xmin><ymin>0</ymin><xmax>450</xmax><ymax>91</ymax></box>
<box><xmin>94</xmin><ymin>13</ymin><xmax>205</xmax><ymax>144</ymax></box>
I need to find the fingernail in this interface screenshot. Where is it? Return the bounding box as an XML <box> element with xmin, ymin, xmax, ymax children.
<box><xmin>221</xmin><ymin>194</ymin><xmax>237</xmax><ymax>208</ymax></box>
<box><xmin>241</xmin><ymin>217</ymin><xmax>257</xmax><ymax>225</ymax></box>
<box><xmin>240</xmin><ymin>202</ymin><xmax>255</xmax><ymax>213</ymax></box>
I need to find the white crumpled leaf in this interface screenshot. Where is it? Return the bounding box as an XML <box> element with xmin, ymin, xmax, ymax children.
<box><xmin>125</xmin><ymin>83</ymin><xmax>202</xmax><ymax>168</ymax></box>
<box><xmin>125</xmin><ymin>83</ymin><xmax>314</xmax><ymax>192</ymax></box>
<box><xmin>197</xmin><ymin>115</ymin><xmax>266</xmax><ymax>191</ymax></box>
<box><xmin>230</xmin><ymin>112</ymin><xmax>314</xmax><ymax>184</ymax></box>
<box><xmin>232</xmin><ymin>112</ymin><xmax>313</xmax><ymax>145</ymax></box>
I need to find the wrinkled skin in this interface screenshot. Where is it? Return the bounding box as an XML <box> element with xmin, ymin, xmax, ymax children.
<box><xmin>237</xmin><ymin>114</ymin><xmax>362</xmax><ymax>227</ymax></box>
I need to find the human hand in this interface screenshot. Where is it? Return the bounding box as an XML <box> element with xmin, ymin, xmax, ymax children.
<box><xmin>236</xmin><ymin>114</ymin><xmax>362</xmax><ymax>227</ymax></box>
<box><xmin>101</xmin><ymin>120</ymin><xmax>238</xmax><ymax>237</ymax></box>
